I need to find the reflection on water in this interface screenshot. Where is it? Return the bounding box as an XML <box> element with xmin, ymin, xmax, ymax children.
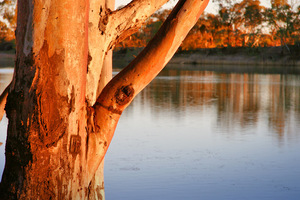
<box><xmin>105</xmin><ymin>67</ymin><xmax>300</xmax><ymax>200</ymax></box>
<box><xmin>1</xmin><ymin>66</ymin><xmax>300</xmax><ymax>199</ymax></box>
<box><xmin>0</xmin><ymin>68</ymin><xmax>13</xmax><ymax>180</ymax></box>
<box><xmin>132</xmin><ymin>69</ymin><xmax>300</xmax><ymax>142</ymax></box>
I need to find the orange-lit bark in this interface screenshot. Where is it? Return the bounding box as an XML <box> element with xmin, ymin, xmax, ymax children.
<box><xmin>88</xmin><ymin>0</ymin><xmax>209</xmax><ymax>178</ymax></box>
<box><xmin>1</xmin><ymin>0</ymin><xmax>90</xmax><ymax>198</ymax></box>
<box><xmin>0</xmin><ymin>0</ymin><xmax>209</xmax><ymax>198</ymax></box>
<box><xmin>86</xmin><ymin>0</ymin><xmax>169</xmax><ymax>105</ymax></box>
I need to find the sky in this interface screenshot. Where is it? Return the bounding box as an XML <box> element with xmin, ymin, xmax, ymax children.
<box><xmin>115</xmin><ymin>0</ymin><xmax>274</xmax><ymax>14</ymax></box>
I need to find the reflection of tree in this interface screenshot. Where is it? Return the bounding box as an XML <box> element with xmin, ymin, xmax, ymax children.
<box><xmin>294</xmin><ymin>77</ymin><xmax>300</xmax><ymax>133</ymax></box>
<box><xmin>132</xmin><ymin>69</ymin><xmax>300</xmax><ymax>141</ymax></box>
<box><xmin>0</xmin><ymin>73</ymin><xmax>13</xmax><ymax>93</ymax></box>
<box><xmin>241</xmin><ymin>74</ymin><xmax>260</xmax><ymax>126</ymax></box>
<box><xmin>215</xmin><ymin>73</ymin><xmax>261</xmax><ymax>130</ymax></box>
<box><xmin>0</xmin><ymin>72</ymin><xmax>13</xmax><ymax>121</ymax></box>
<box><xmin>267</xmin><ymin>74</ymin><xmax>300</xmax><ymax>141</ymax></box>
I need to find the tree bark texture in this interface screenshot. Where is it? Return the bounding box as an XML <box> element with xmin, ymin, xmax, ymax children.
<box><xmin>1</xmin><ymin>0</ymin><xmax>90</xmax><ymax>198</ymax></box>
<box><xmin>0</xmin><ymin>0</ymin><xmax>209</xmax><ymax>199</ymax></box>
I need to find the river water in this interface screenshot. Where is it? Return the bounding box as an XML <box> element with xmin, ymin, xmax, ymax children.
<box><xmin>1</xmin><ymin>65</ymin><xmax>300</xmax><ymax>199</ymax></box>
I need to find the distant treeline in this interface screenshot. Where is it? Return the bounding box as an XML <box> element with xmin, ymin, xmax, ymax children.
<box><xmin>116</xmin><ymin>0</ymin><xmax>300</xmax><ymax>50</ymax></box>
<box><xmin>1</xmin><ymin>0</ymin><xmax>299</xmax><ymax>51</ymax></box>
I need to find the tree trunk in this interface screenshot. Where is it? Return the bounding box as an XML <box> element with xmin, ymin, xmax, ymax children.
<box><xmin>1</xmin><ymin>0</ymin><xmax>90</xmax><ymax>198</ymax></box>
<box><xmin>0</xmin><ymin>0</ymin><xmax>209</xmax><ymax>199</ymax></box>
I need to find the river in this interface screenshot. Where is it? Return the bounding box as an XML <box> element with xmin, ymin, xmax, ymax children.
<box><xmin>1</xmin><ymin>65</ymin><xmax>300</xmax><ymax>199</ymax></box>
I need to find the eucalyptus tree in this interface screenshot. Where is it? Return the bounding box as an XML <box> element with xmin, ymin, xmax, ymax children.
<box><xmin>0</xmin><ymin>0</ymin><xmax>16</xmax><ymax>41</ymax></box>
<box><xmin>0</xmin><ymin>0</ymin><xmax>209</xmax><ymax>199</ymax></box>
<box><xmin>243</xmin><ymin>0</ymin><xmax>264</xmax><ymax>46</ymax></box>
<box><xmin>264</xmin><ymin>1</ymin><xmax>296</xmax><ymax>49</ymax></box>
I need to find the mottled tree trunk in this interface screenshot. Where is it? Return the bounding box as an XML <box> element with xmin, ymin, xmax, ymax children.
<box><xmin>0</xmin><ymin>0</ymin><xmax>209</xmax><ymax>199</ymax></box>
<box><xmin>1</xmin><ymin>0</ymin><xmax>90</xmax><ymax>198</ymax></box>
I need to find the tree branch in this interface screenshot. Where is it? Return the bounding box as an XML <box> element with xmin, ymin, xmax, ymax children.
<box><xmin>88</xmin><ymin>0</ymin><xmax>209</xmax><ymax>181</ymax></box>
<box><xmin>98</xmin><ymin>0</ymin><xmax>209</xmax><ymax>111</ymax></box>
<box><xmin>102</xmin><ymin>0</ymin><xmax>170</xmax><ymax>50</ymax></box>
<box><xmin>86</xmin><ymin>0</ymin><xmax>168</xmax><ymax>105</ymax></box>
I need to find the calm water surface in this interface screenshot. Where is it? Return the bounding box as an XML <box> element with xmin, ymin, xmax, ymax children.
<box><xmin>1</xmin><ymin>66</ymin><xmax>300</xmax><ymax>199</ymax></box>
<box><xmin>0</xmin><ymin>68</ymin><xmax>13</xmax><ymax>183</ymax></box>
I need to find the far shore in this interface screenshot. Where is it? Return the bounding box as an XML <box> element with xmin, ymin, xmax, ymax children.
<box><xmin>114</xmin><ymin>45</ymin><xmax>300</xmax><ymax>68</ymax></box>
<box><xmin>0</xmin><ymin>53</ymin><xmax>15</xmax><ymax>68</ymax></box>
<box><xmin>169</xmin><ymin>51</ymin><xmax>300</xmax><ymax>67</ymax></box>
<box><xmin>1</xmin><ymin>45</ymin><xmax>300</xmax><ymax>69</ymax></box>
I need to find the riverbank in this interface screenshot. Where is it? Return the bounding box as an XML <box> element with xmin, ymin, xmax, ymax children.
<box><xmin>1</xmin><ymin>45</ymin><xmax>300</xmax><ymax>68</ymax></box>
<box><xmin>0</xmin><ymin>53</ymin><xmax>15</xmax><ymax>68</ymax></box>
<box><xmin>114</xmin><ymin>45</ymin><xmax>300</xmax><ymax>68</ymax></box>
<box><xmin>171</xmin><ymin>46</ymin><xmax>300</xmax><ymax>66</ymax></box>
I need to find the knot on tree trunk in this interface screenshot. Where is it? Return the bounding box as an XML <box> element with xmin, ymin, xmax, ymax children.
<box><xmin>115</xmin><ymin>84</ymin><xmax>134</xmax><ymax>106</ymax></box>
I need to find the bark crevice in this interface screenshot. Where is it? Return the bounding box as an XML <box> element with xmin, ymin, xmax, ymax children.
<box><xmin>115</xmin><ymin>84</ymin><xmax>134</xmax><ymax>106</ymax></box>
